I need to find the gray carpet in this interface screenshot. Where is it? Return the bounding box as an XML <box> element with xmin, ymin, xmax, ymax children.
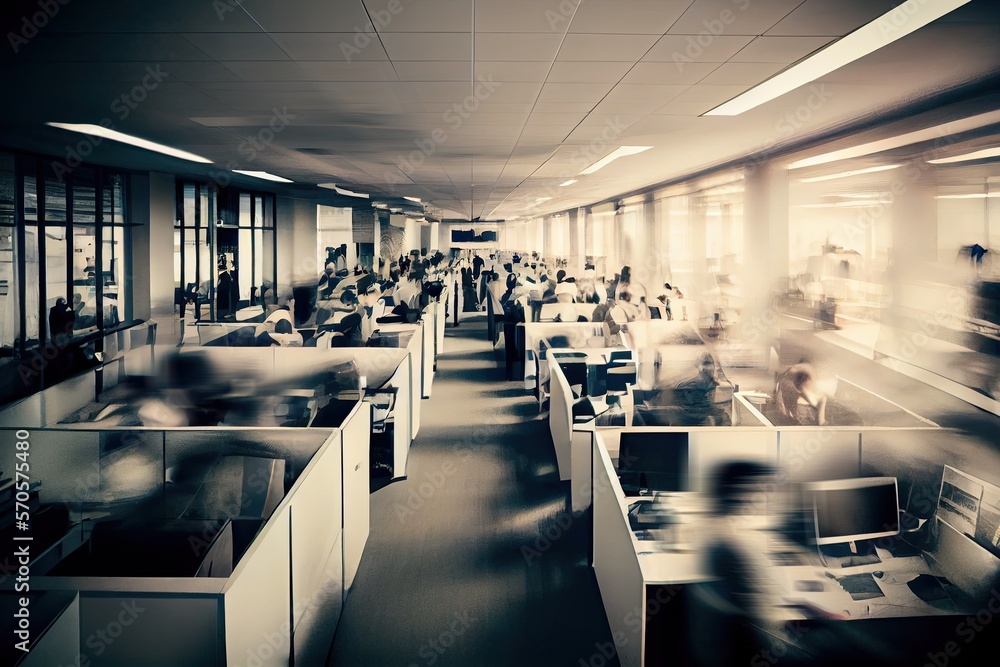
<box><xmin>327</xmin><ymin>317</ymin><xmax>618</xmax><ymax>667</ymax></box>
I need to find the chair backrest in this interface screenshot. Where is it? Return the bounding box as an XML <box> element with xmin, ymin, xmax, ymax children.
<box><xmin>607</xmin><ymin>364</ymin><xmax>637</xmax><ymax>392</ymax></box>
<box><xmin>609</xmin><ymin>350</ymin><xmax>632</xmax><ymax>363</ymax></box>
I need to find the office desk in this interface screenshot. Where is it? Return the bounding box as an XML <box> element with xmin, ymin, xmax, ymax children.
<box><xmin>591</xmin><ymin>434</ymin><xmax>985</xmax><ymax>667</ymax></box>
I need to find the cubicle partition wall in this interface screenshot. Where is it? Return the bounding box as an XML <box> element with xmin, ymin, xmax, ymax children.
<box><xmin>0</xmin><ymin>322</ymin><xmax>158</xmax><ymax>429</ymax></box>
<box><xmin>0</xmin><ymin>418</ymin><xmax>370</xmax><ymax>667</ymax></box>
<box><xmin>589</xmin><ymin>425</ymin><xmax>998</xmax><ymax>667</ymax></box>
<box><xmin>519</xmin><ymin>321</ymin><xmax>605</xmax><ymax>388</ymax></box>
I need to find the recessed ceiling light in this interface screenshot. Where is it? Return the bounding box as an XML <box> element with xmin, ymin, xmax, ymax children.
<box><xmin>798</xmin><ymin>199</ymin><xmax>892</xmax><ymax>208</ymax></box>
<box><xmin>798</xmin><ymin>164</ymin><xmax>902</xmax><ymax>183</ymax></box>
<box><xmin>232</xmin><ymin>170</ymin><xmax>293</xmax><ymax>183</ymax></box>
<box><xmin>927</xmin><ymin>147</ymin><xmax>1000</xmax><ymax>164</ymax></box>
<box><xmin>705</xmin><ymin>0</ymin><xmax>971</xmax><ymax>116</ymax></box>
<box><xmin>404</xmin><ymin>196</ymin><xmax>422</xmax><ymax>202</ymax></box>
<box><xmin>559</xmin><ymin>179</ymin><xmax>578</xmax><ymax>187</ymax></box>
<box><xmin>318</xmin><ymin>183</ymin><xmax>370</xmax><ymax>198</ymax></box>
<box><xmin>46</xmin><ymin>122</ymin><xmax>213</xmax><ymax>163</ymax></box>
<box><xmin>933</xmin><ymin>193</ymin><xmax>1000</xmax><ymax>199</ymax></box>
<box><xmin>788</xmin><ymin>110</ymin><xmax>1000</xmax><ymax>169</ymax></box>
<box><xmin>579</xmin><ymin>146</ymin><xmax>652</xmax><ymax>175</ymax></box>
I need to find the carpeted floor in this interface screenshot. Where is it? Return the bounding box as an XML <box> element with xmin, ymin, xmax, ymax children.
<box><xmin>326</xmin><ymin>316</ymin><xmax>618</xmax><ymax>667</ymax></box>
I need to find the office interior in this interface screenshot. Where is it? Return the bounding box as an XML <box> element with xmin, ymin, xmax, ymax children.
<box><xmin>1</xmin><ymin>0</ymin><xmax>1000</xmax><ymax>665</ymax></box>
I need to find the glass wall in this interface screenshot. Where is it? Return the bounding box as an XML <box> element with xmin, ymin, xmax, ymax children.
<box><xmin>175</xmin><ymin>183</ymin><xmax>276</xmax><ymax>321</ymax></box>
<box><xmin>0</xmin><ymin>153</ymin><xmax>132</xmax><ymax>356</ymax></box>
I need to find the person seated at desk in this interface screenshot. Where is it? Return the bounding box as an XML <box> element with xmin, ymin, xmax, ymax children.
<box><xmin>689</xmin><ymin>462</ymin><xmax>896</xmax><ymax>667</ymax></box>
<box><xmin>635</xmin><ymin>352</ymin><xmax>731</xmax><ymax>426</ymax></box>
<box><xmin>253</xmin><ymin>310</ymin><xmax>303</xmax><ymax>347</ymax></box>
<box><xmin>776</xmin><ymin>362</ymin><xmax>829</xmax><ymax>426</ymax></box>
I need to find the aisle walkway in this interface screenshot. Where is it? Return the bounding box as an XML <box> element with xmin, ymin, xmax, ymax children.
<box><xmin>327</xmin><ymin>316</ymin><xmax>617</xmax><ymax>667</ymax></box>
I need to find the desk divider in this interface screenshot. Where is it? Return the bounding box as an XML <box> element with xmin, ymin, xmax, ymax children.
<box><xmin>592</xmin><ymin>431</ymin><xmax>645</xmax><ymax>667</ymax></box>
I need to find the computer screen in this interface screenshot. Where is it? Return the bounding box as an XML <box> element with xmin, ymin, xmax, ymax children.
<box><xmin>617</xmin><ymin>431</ymin><xmax>689</xmax><ymax>496</ymax></box>
<box><xmin>809</xmin><ymin>477</ymin><xmax>899</xmax><ymax>545</ymax></box>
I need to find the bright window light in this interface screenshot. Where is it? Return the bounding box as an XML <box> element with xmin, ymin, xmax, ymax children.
<box><xmin>233</xmin><ymin>170</ymin><xmax>293</xmax><ymax>183</ymax></box>
<box><xmin>579</xmin><ymin>146</ymin><xmax>652</xmax><ymax>175</ymax></box>
<box><xmin>47</xmin><ymin>122</ymin><xmax>213</xmax><ymax>163</ymax></box>
<box><xmin>798</xmin><ymin>164</ymin><xmax>902</xmax><ymax>183</ymax></box>
<box><xmin>705</xmin><ymin>0</ymin><xmax>972</xmax><ymax>116</ymax></box>
<box><xmin>927</xmin><ymin>147</ymin><xmax>1000</xmax><ymax>164</ymax></box>
<box><xmin>559</xmin><ymin>179</ymin><xmax>578</xmax><ymax>187</ymax></box>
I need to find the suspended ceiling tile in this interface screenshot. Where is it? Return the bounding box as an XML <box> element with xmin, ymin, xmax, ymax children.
<box><xmin>536</xmin><ymin>82</ymin><xmax>616</xmax><ymax>104</ymax></box>
<box><xmin>380</xmin><ymin>33</ymin><xmax>472</xmax><ymax>60</ymax></box>
<box><xmin>484</xmin><ymin>82</ymin><xmax>545</xmax><ymax>105</ymax></box>
<box><xmin>19</xmin><ymin>33</ymin><xmax>211</xmax><ymax>62</ymax></box>
<box><xmin>620</xmin><ymin>61</ymin><xmax>721</xmax><ymax>85</ymax></box>
<box><xmin>297</xmin><ymin>61</ymin><xmax>400</xmax><ymax>81</ymax></box>
<box><xmin>475</xmin><ymin>0</ymin><xmax>575</xmax><ymax>32</ymax></box>
<box><xmin>474</xmin><ymin>61</ymin><xmax>552</xmax><ymax>82</ymax></box>
<box><xmin>363</xmin><ymin>0</ymin><xmax>473</xmax><ymax>32</ymax></box>
<box><xmin>182</xmin><ymin>33</ymin><xmax>291</xmax><ymax>61</ymax></box>
<box><xmin>569</xmin><ymin>0</ymin><xmax>689</xmax><ymax>35</ymax></box>
<box><xmin>394</xmin><ymin>61</ymin><xmax>471</xmax><ymax>82</ymax></box>
<box><xmin>671</xmin><ymin>83</ymin><xmax>749</xmax><ymax>104</ymax></box>
<box><xmin>668</xmin><ymin>0</ymin><xmax>804</xmax><ymax>35</ymax></box>
<box><xmin>532</xmin><ymin>101</ymin><xmax>599</xmax><ymax>113</ymax></box>
<box><xmin>547</xmin><ymin>61</ymin><xmax>634</xmax><ymax>83</ymax></box>
<box><xmin>558</xmin><ymin>34</ymin><xmax>661</xmax><ymax>61</ymax></box>
<box><xmin>239</xmin><ymin>0</ymin><xmax>374</xmax><ymax>32</ymax></box>
<box><xmin>40</xmin><ymin>0</ymin><xmax>263</xmax><ymax>33</ymax></box>
<box><xmin>269</xmin><ymin>33</ymin><xmax>389</xmax><ymax>61</ymax></box>
<box><xmin>221</xmin><ymin>61</ymin><xmax>312</xmax><ymax>81</ymax></box>
<box><xmin>475</xmin><ymin>33</ymin><xmax>564</xmax><ymax>62</ymax></box>
<box><xmin>729</xmin><ymin>36</ymin><xmax>835</xmax><ymax>63</ymax></box>
<box><xmin>765</xmin><ymin>0</ymin><xmax>899</xmax><ymax>36</ymax></box>
<box><xmin>655</xmin><ymin>99</ymin><xmax>722</xmax><ymax>116</ymax></box>
<box><xmin>643</xmin><ymin>34</ymin><xmax>755</xmax><ymax>63</ymax></box>
<box><xmin>698</xmin><ymin>61</ymin><xmax>788</xmax><ymax>86</ymax></box>
<box><xmin>524</xmin><ymin>111</ymin><xmax>590</xmax><ymax>126</ymax></box>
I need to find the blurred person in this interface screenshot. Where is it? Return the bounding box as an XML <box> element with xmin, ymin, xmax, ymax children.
<box><xmin>775</xmin><ymin>362</ymin><xmax>828</xmax><ymax>426</ymax></box>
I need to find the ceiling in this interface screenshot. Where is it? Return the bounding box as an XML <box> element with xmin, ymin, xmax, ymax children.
<box><xmin>1</xmin><ymin>0</ymin><xmax>999</xmax><ymax>220</ymax></box>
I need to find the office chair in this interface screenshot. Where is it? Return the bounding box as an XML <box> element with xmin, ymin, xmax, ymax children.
<box><xmin>607</xmin><ymin>364</ymin><xmax>637</xmax><ymax>393</ymax></box>
<box><xmin>609</xmin><ymin>350</ymin><xmax>632</xmax><ymax>363</ymax></box>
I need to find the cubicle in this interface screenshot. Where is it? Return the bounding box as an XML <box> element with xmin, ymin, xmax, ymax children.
<box><xmin>589</xmin><ymin>425</ymin><xmax>1000</xmax><ymax>667</ymax></box>
<box><xmin>0</xmin><ymin>417</ymin><xmax>370</xmax><ymax>667</ymax></box>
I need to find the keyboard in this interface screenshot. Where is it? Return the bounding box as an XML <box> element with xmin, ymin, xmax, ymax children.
<box><xmin>835</xmin><ymin>573</ymin><xmax>885</xmax><ymax>601</ymax></box>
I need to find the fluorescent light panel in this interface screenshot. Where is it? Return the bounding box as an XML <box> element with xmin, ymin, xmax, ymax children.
<box><xmin>232</xmin><ymin>170</ymin><xmax>293</xmax><ymax>183</ymax></box>
<box><xmin>559</xmin><ymin>179</ymin><xmax>578</xmax><ymax>187</ymax></box>
<box><xmin>799</xmin><ymin>164</ymin><xmax>902</xmax><ymax>183</ymax></box>
<box><xmin>934</xmin><ymin>193</ymin><xmax>1000</xmax><ymax>199</ymax></box>
<box><xmin>927</xmin><ymin>147</ymin><xmax>1000</xmax><ymax>164</ymax></box>
<box><xmin>403</xmin><ymin>196</ymin><xmax>422</xmax><ymax>202</ymax></box>
<box><xmin>579</xmin><ymin>146</ymin><xmax>652</xmax><ymax>175</ymax></box>
<box><xmin>46</xmin><ymin>122</ymin><xmax>213</xmax><ymax>163</ymax></box>
<box><xmin>318</xmin><ymin>183</ymin><xmax>370</xmax><ymax>198</ymax></box>
<box><xmin>799</xmin><ymin>199</ymin><xmax>892</xmax><ymax>208</ymax></box>
<box><xmin>706</xmin><ymin>0</ymin><xmax>971</xmax><ymax>116</ymax></box>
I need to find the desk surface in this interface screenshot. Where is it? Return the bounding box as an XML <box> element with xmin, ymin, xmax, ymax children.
<box><xmin>624</xmin><ymin>493</ymin><xmax>974</xmax><ymax>621</ymax></box>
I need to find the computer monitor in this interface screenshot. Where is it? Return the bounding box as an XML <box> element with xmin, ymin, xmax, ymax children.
<box><xmin>809</xmin><ymin>477</ymin><xmax>900</xmax><ymax>546</ymax></box>
<box><xmin>617</xmin><ymin>431</ymin><xmax>689</xmax><ymax>496</ymax></box>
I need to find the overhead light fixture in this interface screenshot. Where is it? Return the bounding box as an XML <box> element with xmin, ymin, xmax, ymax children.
<box><xmin>934</xmin><ymin>193</ymin><xmax>1000</xmax><ymax>199</ymax></box>
<box><xmin>927</xmin><ymin>147</ymin><xmax>1000</xmax><ymax>164</ymax></box>
<box><xmin>788</xmin><ymin>110</ymin><xmax>1000</xmax><ymax>169</ymax></box>
<box><xmin>705</xmin><ymin>0</ymin><xmax>971</xmax><ymax>116</ymax></box>
<box><xmin>579</xmin><ymin>146</ymin><xmax>652</xmax><ymax>175</ymax></box>
<box><xmin>798</xmin><ymin>164</ymin><xmax>902</xmax><ymax>183</ymax></box>
<box><xmin>798</xmin><ymin>199</ymin><xmax>892</xmax><ymax>208</ymax></box>
<box><xmin>46</xmin><ymin>122</ymin><xmax>213</xmax><ymax>163</ymax></box>
<box><xmin>232</xmin><ymin>170</ymin><xmax>293</xmax><ymax>183</ymax></box>
<box><xmin>318</xmin><ymin>183</ymin><xmax>370</xmax><ymax>198</ymax></box>
<box><xmin>535</xmin><ymin>197</ymin><xmax>551</xmax><ymax>203</ymax></box>
<box><xmin>403</xmin><ymin>196</ymin><xmax>422</xmax><ymax>202</ymax></box>
<box><xmin>559</xmin><ymin>179</ymin><xmax>578</xmax><ymax>187</ymax></box>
